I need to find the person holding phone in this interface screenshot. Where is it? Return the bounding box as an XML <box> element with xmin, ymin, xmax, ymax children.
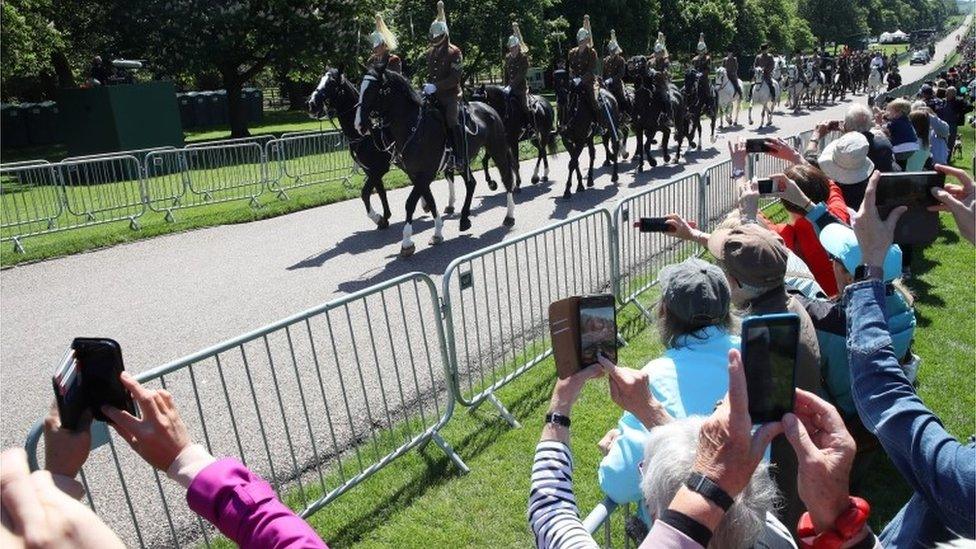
<box><xmin>7</xmin><ymin>372</ymin><xmax>329</xmax><ymax>549</ymax></box>
<box><xmin>846</xmin><ymin>171</ymin><xmax>975</xmax><ymax>547</ymax></box>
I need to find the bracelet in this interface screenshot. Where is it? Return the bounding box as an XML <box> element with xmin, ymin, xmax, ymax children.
<box><xmin>797</xmin><ymin>497</ymin><xmax>871</xmax><ymax>549</ymax></box>
<box><xmin>545</xmin><ymin>412</ymin><xmax>571</xmax><ymax>428</ymax></box>
<box><xmin>659</xmin><ymin>509</ymin><xmax>712</xmax><ymax>547</ymax></box>
<box><xmin>685</xmin><ymin>472</ymin><xmax>734</xmax><ymax>511</ymax></box>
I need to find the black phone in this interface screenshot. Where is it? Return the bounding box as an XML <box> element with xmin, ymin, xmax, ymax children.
<box><xmin>741</xmin><ymin>314</ymin><xmax>799</xmax><ymax>424</ymax></box>
<box><xmin>756</xmin><ymin>178</ymin><xmax>774</xmax><ymax>194</ymax></box>
<box><xmin>578</xmin><ymin>294</ymin><xmax>617</xmax><ymax>367</ymax></box>
<box><xmin>876</xmin><ymin>172</ymin><xmax>945</xmax><ymax>214</ymax></box>
<box><xmin>745</xmin><ymin>138</ymin><xmax>772</xmax><ymax>153</ymax></box>
<box><xmin>635</xmin><ymin>217</ymin><xmax>676</xmax><ymax>233</ymax></box>
<box><xmin>53</xmin><ymin>338</ymin><xmax>136</xmax><ymax>430</ymax></box>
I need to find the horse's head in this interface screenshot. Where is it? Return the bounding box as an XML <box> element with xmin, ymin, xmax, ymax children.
<box><xmin>683</xmin><ymin>69</ymin><xmax>699</xmax><ymax>91</ymax></box>
<box><xmin>355</xmin><ymin>65</ymin><xmax>388</xmax><ymax>135</ymax></box>
<box><xmin>471</xmin><ymin>83</ymin><xmax>488</xmax><ymax>103</ymax></box>
<box><xmin>753</xmin><ymin>67</ymin><xmax>764</xmax><ymax>81</ymax></box>
<box><xmin>625</xmin><ymin>56</ymin><xmax>647</xmax><ymax>83</ymax></box>
<box><xmin>715</xmin><ymin>66</ymin><xmax>728</xmax><ymax>84</ymax></box>
<box><xmin>308</xmin><ymin>67</ymin><xmax>343</xmax><ymax>119</ymax></box>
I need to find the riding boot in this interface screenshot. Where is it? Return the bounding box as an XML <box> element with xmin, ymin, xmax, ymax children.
<box><xmin>451</xmin><ymin>124</ymin><xmax>467</xmax><ymax>173</ymax></box>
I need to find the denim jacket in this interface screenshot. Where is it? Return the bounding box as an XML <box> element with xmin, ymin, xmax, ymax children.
<box><xmin>845</xmin><ymin>280</ymin><xmax>975</xmax><ymax>547</ymax></box>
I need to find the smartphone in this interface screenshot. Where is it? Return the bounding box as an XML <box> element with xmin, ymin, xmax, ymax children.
<box><xmin>578</xmin><ymin>294</ymin><xmax>617</xmax><ymax>367</ymax></box>
<box><xmin>52</xmin><ymin>338</ymin><xmax>136</xmax><ymax>430</ymax></box>
<box><xmin>756</xmin><ymin>178</ymin><xmax>774</xmax><ymax>194</ymax></box>
<box><xmin>635</xmin><ymin>217</ymin><xmax>675</xmax><ymax>233</ymax></box>
<box><xmin>745</xmin><ymin>138</ymin><xmax>771</xmax><ymax>153</ymax></box>
<box><xmin>876</xmin><ymin>172</ymin><xmax>945</xmax><ymax>215</ymax></box>
<box><xmin>741</xmin><ymin>314</ymin><xmax>799</xmax><ymax>424</ymax></box>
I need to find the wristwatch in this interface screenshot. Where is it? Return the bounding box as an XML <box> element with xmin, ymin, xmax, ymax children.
<box><xmin>731</xmin><ymin>168</ymin><xmax>746</xmax><ymax>180</ymax></box>
<box><xmin>545</xmin><ymin>412</ymin><xmax>571</xmax><ymax>428</ymax></box>
<box><xmin>685</xmin><ymin>472</ymin><xmax>734</xmax><ymax>511</ymax></box>
<box><xmin>854</xmin><ymin>264</ymin><xmax>885</xmax><ymax>282</ymax></box>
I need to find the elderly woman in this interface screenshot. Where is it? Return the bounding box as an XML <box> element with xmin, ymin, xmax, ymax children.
<box><xmin>596</xmin><ymin>258</ymin><xmax>740</xmax><ymax>528</ymax></box>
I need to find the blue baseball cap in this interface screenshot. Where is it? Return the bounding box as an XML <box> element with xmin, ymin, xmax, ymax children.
<box><xmin>819</xmin><ymin>223</ymin><xmax>902</xmax><ymax>281</ymax></box>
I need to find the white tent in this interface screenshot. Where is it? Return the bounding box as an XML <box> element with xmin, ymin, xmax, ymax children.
<box><xmin>891</xmin><ymin>30</ymin><xmax>910</xmax><ymax>42</ymax></box>
<box><xmin>880</xmin><ymin>31</ymin><xmax>893</xmax><ymax>43</ymax></box>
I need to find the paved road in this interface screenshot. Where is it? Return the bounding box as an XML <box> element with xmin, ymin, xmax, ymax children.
<box><xmin>1</xmin><ymin>17</ymin><xmax>968</xmax><ymax>451</ymax></box>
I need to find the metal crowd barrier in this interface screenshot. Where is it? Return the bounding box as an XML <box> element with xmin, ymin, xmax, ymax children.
<box><xmin>185</xmin><ymin>134</ymin><xmax>275</xmax><ymax>150</ymax></box>
<box><xmin>24</xmin><ymin>272</ymin><xmax>465</xmax><ymax>548</ymax></box>
<box><xmin>183</xmin><ymin>142</ymin><xmax>265</xmax><ymax>208</ymax></box>
<box><xmin>613</xmin><ymin>173</ymin><xmax>703</xmax><ymax>319</ymax></box>
<box><xmin>266</xmin><ymin>131</ymin><xmax>353</xmax><ymax>199</ymax></box>
<box><xmin>58</xmin><ymin>155</ymin><xmax>146</xmax><ymax>231</ymax></box>
<box><xmin>0</xmin><ymin>162</ymin><xmax>64</xmax><ymax>252</ymax></box>
<box><xmin>584</xmin><ymin>498</ymin><xmax>634</xmax><ymax>549</ymax></box>
<box><xmin>441</xmin><ymin>209</ymin><xmax>614</xmax><ymax>423</ymax></box>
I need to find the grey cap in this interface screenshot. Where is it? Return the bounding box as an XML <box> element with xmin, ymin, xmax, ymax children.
<box><xmin>659</xmin><ymin>258</ymin><xmax>731</xmax><ymax>327</ymax></box>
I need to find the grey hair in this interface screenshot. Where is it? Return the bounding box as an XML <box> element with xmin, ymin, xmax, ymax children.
<box><xmin>844</xmin><ymin>104</ymin><xmax>874</xmax><ymax>133</ymax></box>
<box><xmin>641</xmin><ymin>417</ymin><xmax>780</xmax><ymax>549</ymax></box>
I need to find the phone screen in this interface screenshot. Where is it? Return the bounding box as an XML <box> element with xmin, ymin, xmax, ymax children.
<box><xmin>876</xmin><ymin>172</ymin><xmax>945</xmax><ymax>214</ymax></box>
<box><xmin>756</xmin><ymin>178</ymin><xmax>774</xmax><ymax>194</ymax></box>
<box><xmin>746</xmin><ymin>138</ymin><xmax>771</xmax><ymax>153</ymax></box>
<box><xmin>578</xmin><ymin>295</ymin><xmax>617</xmax><ymax>366</ymax></box>
<box><xmin>742</xmin><ymin>315</ymin><xmax>799</xmax><ymax>423</ymax></box>
<box><xmin>637</xmin><ymin>217</ymin><xmax>675</xmax><ymax>233</ymax></box>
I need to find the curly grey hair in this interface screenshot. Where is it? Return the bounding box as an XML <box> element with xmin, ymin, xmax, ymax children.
<box><xmin>641</xmin><ymin>417</ymin><xmax>780</xmax><ymax>549</ymax></box>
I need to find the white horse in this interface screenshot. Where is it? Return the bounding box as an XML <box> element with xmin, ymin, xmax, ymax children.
<box><xmin>714</xmin><ymin>67</ymin><xmax>742</xmax><ymax>127</ymax></box>
<box><xmin>749</xmin><ymin>67</ymin><xmax>780</xmax><ymax>127</ymax></box>
<box><xmin>785</xmin><ymin>65</ymin><xmax>806</xmax><ymax>112</ymax></box>
<box><xmin>772</xmin><ymin>56</ymin><xmax>788</xmax><ymax>105</ymax></box>
<box><xmin>804</xmin><ymin>66</ymin><xmax>824</xmax><ymax>106</ymax></box>
<box><xmin>867</xmin><ymin>66</ymin><xmax>883</xmax><ymax>97</ymax></box>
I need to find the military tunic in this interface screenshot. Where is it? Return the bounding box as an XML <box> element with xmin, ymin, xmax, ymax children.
<box><xmin>427</xmin><ymin>43</ymin><xmax>463</xmax><ymax>127</ymax></box>
<box><xmin>504</xmin><ymin>50</ymin><xmax>530</xmax><ymax>111</ymax></box>
<box><xmin>692</xmin><ymin>53</ymin><xmax>711</xmax><ymax>75</ymax></box>
<box><xmin>602</xmin><ymin>53</ymin><xmax>627</xmax><ymax>112</ymax></box>
<box><xmin>568</xmin><ymin>45</ymin><xmax>600</xmax><ymax>112</ymax></box>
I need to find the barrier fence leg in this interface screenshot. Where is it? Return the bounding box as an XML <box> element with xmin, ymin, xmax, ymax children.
<box><xmin>430</xmin><ymin>432</ymin><xmax>471</xmax><ymax>474</ymax></box>
<box><xmin>12</xmin><ymin>238</ymin><xmax>25</xmax><ymax>254</ymax></box>
<box><xmin>628</xmin><ymin>297</ymin><xmax>656</xmax><ymax>325</ymax></box>
<box><xmin>472</xmin><ymin>392</ymin><xmax>521</xmax><ymax>429</ymax></box>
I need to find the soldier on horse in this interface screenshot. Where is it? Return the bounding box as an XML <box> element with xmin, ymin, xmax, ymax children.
<box><xmin>723</xmin><ymin>49</ymin><xmax>743</xmax><ymax>97</ymax></box>
<box><xmin>751</xmin><ymin>43</ymin><xmax>776</xmax><ymax>100</ymax></box>
<box><xmin>567</xmin><ymin>15</ymin><xmax>612</xmax><ymax>130</ymax></box>
<box><xmin>423</xmin><ymin>1</ymin><xmax>466</xmax><ymax>169</ymax></box>
<box><xmin>602</xmin><ymin>29</ymin><xmax>630</xmax><ymax>115</ymax></box>
<box><xmin>368</xmin><ymin>13</ymin><xmax>401</xmax><ymax>73</ymax></box>
<box><xmin>503</xmin><ymin>22</ymin><xmax>530</xmax><ymax>120</ymax></box>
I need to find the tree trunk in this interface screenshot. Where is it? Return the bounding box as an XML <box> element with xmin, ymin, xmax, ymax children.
<box><xmin>224</xmin><ymin>77</ymin><xmax>249</xmax><ymax>138</ymax></box>
<box><xmin>51</xmin><ymin>49</ymin><xmax>75</xmax><ymax>89</ymax></box>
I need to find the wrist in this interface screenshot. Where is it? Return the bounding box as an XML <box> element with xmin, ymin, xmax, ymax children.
<box><xmin>634</xmin><ymin>399</ymin><xmax>670</xmax><ymax>429</ymax></box>
<box><xmin>668</xmin><ymin>485</ymin><xmax>726</xmax><ymax>533</ymax></box>
<box><xmin>808</xmin><ymin>493</ymin><xmax>854</xmax><ymax>533</ymax></box>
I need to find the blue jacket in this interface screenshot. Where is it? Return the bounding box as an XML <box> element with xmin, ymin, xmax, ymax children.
<box><xmin>598</xmin><ymin>326</ymin><xmax>739</xmax><ymax>523</ymax></box>
<box><xmin>886</xmin><ymin>115</ymin><xmax>919</xmax><ymax>154</ymax></box>
<box><xmin>846</xmin><ymin>281</ymin><xmax>975</xmax><ymax>547</ymax></box>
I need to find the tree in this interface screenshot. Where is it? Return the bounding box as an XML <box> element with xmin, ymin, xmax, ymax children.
<box><xmin>125</xmin><ymin>0</ymin><xmax>367</xmax><ymax>137</ymax></box>
<box><xmin>798</xmin><ymin>0</ymin><xmax>869</xmax><ymax>47</ymax></box>
<box><xmin>545</xmin><ymin>0</ymin><xmax>660</xmax><ymax>62</ymax></box>
<box><xmin>659</xmin><ymin>0</ymin><xmax>737</xmax><ymax>58</ymax></box>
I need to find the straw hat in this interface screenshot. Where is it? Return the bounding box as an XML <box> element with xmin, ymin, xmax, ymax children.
<box><xmin>817</xmin><ymin>132</ymin><xmax>875</xmax><ymax>184</ymax></box>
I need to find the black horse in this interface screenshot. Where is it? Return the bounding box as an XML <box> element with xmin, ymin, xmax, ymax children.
<box><xmin>647</xmin><ymin>68</ymin><xmax>688</xmax><ymax>166</ymax></box>
<box><xmin>356</xmin><ymin>65</ymin><xmax>515</xmax><ymax>257</ymax></box>
<box><xmin>553</xmin><ymin>77</ymin><xmax>622</xmax><ymax>198</ymax></box>
<box><xmin>471</xmin><ymin>84</ymin><xmax>557</xmax><ymax>189</ymax></box>
<box><xmin>308</xmin><ymin>68</ymin><xmax>394</xmax><ymax>229</ymax></box>
<box><xmin>624</xmin><ymin>56</ymin><xmax>657</xmax><ymax>172</ymax></box>
<box><xmin>681</xmin><ymin>68</ymin><xmax>717</xmax><ymax>150</ymax></box>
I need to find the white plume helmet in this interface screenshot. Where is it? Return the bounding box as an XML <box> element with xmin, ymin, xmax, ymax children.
<box><xmin>607</xmin><ymin>29</ymin><xmax>620</xmax><ymax>54</ymax></box>
<box><xmin>430</xmin><ymin>1</ymin><xmax>448</xmax><ymax>39</ymax></box>
<box><xmin>697</xmin><ymin>32</ymin><xmax>706</xmax><ymax>52</ymax></box>
<box><xmin>370</xmin><ymin>13</ymin><xmax>397</xmax><ymax>50</ymax></box>
<box><xmin>654</xmin><ymin>31</ymin><xmax>667</xmax><ymax>55</ymax></box>
<box><xmin>508</xmin><ymin>21</ymin><xmax>528</xmax><ymax>53</ymax></box>
<box><xmin>576</xmin><ymin>14</ymin><xmax>592</xmax><ymax>46</ymax></box>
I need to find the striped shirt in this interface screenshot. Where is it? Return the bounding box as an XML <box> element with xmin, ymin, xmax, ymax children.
<box><xmin>528</xmin><ymin>441</ymin><xmax>599</xmax><ymax>549</ymax></box>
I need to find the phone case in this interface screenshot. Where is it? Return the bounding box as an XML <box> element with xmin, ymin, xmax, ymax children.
<box><xmin>52</xmin><ymin>338</ymin><xmax>136</xmax><ymax>430</ymax></box>
<box><xmin>548</xmin><ymin>297</ymin><xmax>582</xmax><ymax>379</ymax></box>
<box><xmin>740</xmin><ymin>313</ymin><xmax>800</xmax><ymax>423</ymax></box>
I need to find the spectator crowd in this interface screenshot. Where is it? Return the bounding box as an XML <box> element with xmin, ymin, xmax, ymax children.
<box><xmin>528</xmin><ymin>103</ymin><xmax>975</xmax><ymax>548</ymax></box>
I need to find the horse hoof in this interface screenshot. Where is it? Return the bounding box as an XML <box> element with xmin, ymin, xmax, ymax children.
<box><xmin>602</xmin><ymin>161</ymin><xmax>611</xmax><ymax>168</ymax></box>
<box><xmin>514</xmin><ymin>186</ymin><xmax>522</xmax><ymax>194</ymax></box>
<box><xmin>377</xmin><ymin>218</ymin><xmax>390</xmax><ymax>230</ymax></box>
<box><xmin>586</xmin><ymin>180</ymin><xmax>594</xmax><ymax>188</ymax></box>
<box><xmin>562</xmin><ymin>190</ymin><xmax>572</xmax><ymax>199</ymax></box>
<box><xmin>531</xmin><ymin>175</ymin><xmax>540</xmax><ymax>184</ymax></box>
<box><xmin>541</xmin><ymin>176</ymin><xmax>549</xmax><ymax>182</ymax></box>
<box><xmin>444</xmin><ymin>206</ymin><xmax>455</xmax><ymax>216</ymax></box>
<box><xmin>487</xmin><ymin>180</ymin><xmax>498</xmax><ymax>192</ymax></box>
<box><xmin>400</xmin><ymin>245</ymin><xmax>415</xmax><ymax>258</ymax></box>
<box><xmin>622</xmin><ymin>152</ymin><xmax>630</xmax><ymax>159</ymax></box>
<box><xmin>429</xmin><ymin>235</ymin><xmax>444</xmax><ymax>245</ymax></box>
<box><xmin>503</xmin><ymin>216</ymin><xmax>515</xmax><ymax>227</ymax></box>
<box><xmin>460</xmin><ymin>218</ymin><xmax>472</xmax><ymax>232</ymax></box>
<box><xmin>611</xmin><ymin>175</ymin><xmax>619</xmax><ymax>183</ymax></box>
<box><xmin>421</xmin><ymin>203</ymin><xmax>431</xmax><ymax>214</ymax></box>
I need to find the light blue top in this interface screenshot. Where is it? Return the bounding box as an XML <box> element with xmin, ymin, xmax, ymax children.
<box><xmin>598</xmin><ymin>326</ymin><xmax>740</xmax><ymax>522</ymax></box>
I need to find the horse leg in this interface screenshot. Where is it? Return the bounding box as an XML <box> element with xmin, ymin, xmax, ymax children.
<box><xmin>531</xmin><ymin>139</ymin><xmax>542</xmax><ymax>184</ymax></box>
<box><xmin>634</xmin><ymin>129</ymin><xmax>644</xmax><ymax>172</ymax></box>
<box><xmin>661</xmin><ymin>128</ymin><xmax>672</xmax><ymax>164</ymax></box>
<box><xmin>361</xmin><ymin>175</ymin><xmax>384</xmax><ymax>229</ymax></box>
<box><xmin>510</xmin><ymin>140</ymin><xmax>522</xmax><ymax>191</ymax></box>
<box><xmin>443</xmin><ymin>170</ymin><xmax>456</xmax><ymax>215</ymax></box>
<box><xmin>564</xmin><ymin>150</ymin><xmax>576</xmax><ymax>199</ymax></box>
<box><xmin>459</xmin><ymin>168</ymin><xmax>475</xmax><ymax>232</ymax></box>
<box><xmin>401</xmin><ymin>186</ymin><xmax>420</xmax><ymax>257</ymax></box>
<box><xmin>586</xmin><ymin>137</ymin><xmax>596</xmax><ymax>188</ymax></box>
<box><xmin>610</xmin><ymin>135</ymin><xmax>619</xmax><ymax>183</ymax></box>
<box><xmin>602</xmin><ymin>136</ymin><xmax>612</xmax><ymax>168</ymax></box>
<box><xmin>419</xmin><ymin>185</ymin><xmax>443</xmax><ymax>246</ymax></box>
<box><xmin>503</xmin><ymin>190</ymin><xmax>515</xmax><ymax>227</ymax></box>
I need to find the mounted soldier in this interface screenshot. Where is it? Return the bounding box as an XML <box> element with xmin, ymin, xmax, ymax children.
<box><xmin>751</xmin><ymin>43</ymin><xmax>775</xmax><ymax>100</ymax></box>
<box><xmin>567</xmin><ymin>15</ymin><xmax>607</xmax><ymax>129</ymax></box>
<box><xmin>691</xmin><ymin>33</ymin><xmax>711</xmax><ymax>77</ymax></box>
<box><xmin>423</xmin><ymin>1</ymin><xmax>466</xmax><ymax>169</ymax></box>
<box><xmin>602</xmin><ymin>29</ymin><xmax>629</xmax><ymax>114</ymax></box>
<box><xmin>723</xmin><ymin>49</ymin><xmax>743</xmax><ymax>97</ymax></box>
<box><xmin>504</xmin><ymin>21</ymin><xmax>530</xmax><ymax>119</ymax></box>
<box><xmin>368</xmin><ymin>13</ymin><xmax>401</xmax><ymax>73</ymax></box>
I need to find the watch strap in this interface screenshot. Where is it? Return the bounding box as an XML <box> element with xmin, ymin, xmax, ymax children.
<box><xmin>659</xmin><ymin>509</ymin><xmax>712</xmax><ymax>547</ymax></box>
<box><xmin>545</xmin><ymin>412</ymin><xmax>571</xmax><ymax>428</ymax></box>
<box><xmin>685</xmin><ymin>472</ymin><xmax>734</xmax><ymax>511</ymax></box>
<box><xmin>854</xmin><ymin>264</ymin><xmax>885</xmax><ymax>282</ymax></box>
<box><xmin>731</xmin><ymin>168</ymin><xmax>746</xmax><ymax>180</ymax></box>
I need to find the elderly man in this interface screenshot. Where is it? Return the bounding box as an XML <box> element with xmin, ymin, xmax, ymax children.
<box><xmin>843</xmin><ymin>104</ymin><xmax>896</xmax><ymax>172</ymax></box>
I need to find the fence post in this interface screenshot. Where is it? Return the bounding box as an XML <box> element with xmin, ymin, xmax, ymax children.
<box><xmin>698</xmin><ymin>172</ymin><xmax>708</xmax><ymax>234</ymax></box>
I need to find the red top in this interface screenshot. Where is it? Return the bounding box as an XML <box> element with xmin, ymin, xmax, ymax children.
<box><xmin>761</xmin><ymin>181</ymin><xmax>851</xmax><ymax>297</ymax></box>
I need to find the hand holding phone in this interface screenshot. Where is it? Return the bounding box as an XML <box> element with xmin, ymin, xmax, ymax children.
<box><xmin>876</xmin><ymin>171</ymin><xmax>946</xmax><ymax>246</ymax></box>
<box><xmin>756</xmin><ymin>178</ymin><xmax>774</xmax><ymax>194</ymax></box>
<box><xmin>52</xmin><ymin>338</ymin><xmax>136</xmax><ymax>431</ymax></box>
<box><xmin>634</xmin><ymin>217</ymin><xmax>677</xmax><ymax>233</ymax></box>
<box><xmin>745</xmin><ymin>138</ymin><xmax>772</xmax><ymax>153</ymax></box>
<box><xmin>549</xmin><ymin>295</ymin><xmax>617</xmax><ymax>379</ymax></box>
<box><xmin>741</xmin><ymin>314</ymin><xmax>799</xmax><ymax>423</ymax></box>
